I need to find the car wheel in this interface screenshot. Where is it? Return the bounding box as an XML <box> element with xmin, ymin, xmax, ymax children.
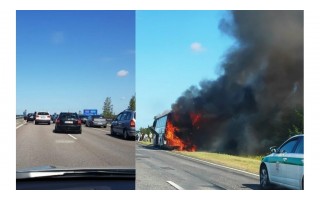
<box><xmin>302</xmin><ymin>176</ymin><xmax>304</xmax><ymax>190</ymax></box>
<box><xmin>104</xmin><ymin>125</ymin><xmax>106</xmax><ymax>128</ymax></box>
<box><xmin>260</xmin><ymin>164</ymin><xmax>271</xmax><ymax>189</ymax></box>
<box><xmin>123</xmin><ymin>129</ymin><xmax>128</xmax><ymax>140</ymax></box>
<box><xmin>85</xmin><ymin>123</ymin><xmax>88</xmax><ymax>127</ymax></box>
<box><xmin>35</xmin><ymin>121</ymin><xmax>38</xmax><ymax>125</ymax></box>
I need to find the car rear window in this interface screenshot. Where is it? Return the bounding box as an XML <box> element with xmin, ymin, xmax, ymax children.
<box><xmin>59</xmin><ymin>113</ymin><xmax>78</xmax><ymax>120</ymax></box>
<box><xmin>38</xmin><ymin>112</ymin><xmax>49</xmax><ymax>115</ymax></box>
<box><xmin>122</xmin><ymin>112</ymin><xmax>132</xmax><ymax>120</ymax></box>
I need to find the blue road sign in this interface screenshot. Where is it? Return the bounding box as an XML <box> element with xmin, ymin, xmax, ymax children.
<box><xmin>83</xmin><ymin>109</ymin><xmax>97</xmax><ymax>116</ymax></box>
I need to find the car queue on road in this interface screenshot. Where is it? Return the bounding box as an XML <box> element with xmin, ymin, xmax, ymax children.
<box><xmin>23</xmin><ymin>110</ymin><xmax>136</xmax><ymax>141</ymax></box>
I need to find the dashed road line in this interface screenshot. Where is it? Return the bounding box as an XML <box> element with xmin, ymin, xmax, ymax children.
<box><xmin>67</xmin><ymin>134</ymin><xmax>77</xmax><ymax>140</ymax></box>
<box><xmin>89</xmin><ymin>127</ymin><xmax>110</xmax><ymax>133</ymax></box>
<box><xmin>55</xmin><ymin>140</ymin><xmax>75</xmax><ymax>144</ymax></box>
<box><xmin>167</xmin><ymin>181</ymin><xmax>184</xmax><ymax>190</ymax></box>
<box><xmin>16</xmin><ymin>121</ymin><xmax>27</xmax><ymax>129</ymax></box>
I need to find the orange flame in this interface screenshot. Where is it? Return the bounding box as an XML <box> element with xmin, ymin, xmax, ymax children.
<box><xmin>165</xmin><ymin>120</ymin><xmax>197</xmax><ymax>152</ymax></box>
<box><xmin>166</xmin><ymin>120</ymin><xmax>184</xmax><ymax>151</ymax></box>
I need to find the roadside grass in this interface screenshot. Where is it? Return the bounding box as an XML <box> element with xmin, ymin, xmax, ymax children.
<box><xmin>138</xmin><ymin>140</ymin><xmax>153</xmax><ymax>146</ymax></box>
<box><xmin>137</xmin><ymin>141</ymin><xmax>263</xmax><ymax>175</ymax></box>
<box><xmin>173</xmin><ymin>151</ymin><xmax>263</xmax><ymax>175</ymax></box>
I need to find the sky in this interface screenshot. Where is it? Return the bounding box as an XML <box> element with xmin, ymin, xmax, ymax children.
<box><xmin>16</xmin><ymin>10</ymin><xmax>135</xmax><ymax>115</ymax></box>
<box><xmin>136</xmin><ymin>10</ymin><xmax>235</xmax><ymax>128</ymax></box>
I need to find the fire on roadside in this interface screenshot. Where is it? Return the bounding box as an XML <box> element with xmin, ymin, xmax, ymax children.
<box><xmin>165</xmin><ymin>119</ymin><xmax>196</xmax><ymax>152</ymax></box>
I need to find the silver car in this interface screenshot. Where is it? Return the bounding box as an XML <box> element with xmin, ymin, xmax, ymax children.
<box><xmin>85</xmin><ymin>115</ymin><xmax>107</xmax><ymax>128</ymax></box>
<box><xmin>34</xmin><ymin>112</ymin><xmax>51</xmax><ymax>125</ymax></box>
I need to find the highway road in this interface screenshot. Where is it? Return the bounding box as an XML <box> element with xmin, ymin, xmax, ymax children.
<box><xmin>136</xmin><ymin>143</ymin><xmax>261</xmax><ymax>190</ymax></box>
<box><xmin>16</xmin><ymin>121</ymin><xmax>135</xmax><ymax>170</ymax></box>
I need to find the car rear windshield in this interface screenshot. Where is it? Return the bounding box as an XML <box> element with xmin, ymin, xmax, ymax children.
<box><xmin>38</xmin><ymin>112</ymin><xmax>49</xmax><ymax>115</ymax></box>
<box><xmin>120</xmin><ymin>112</ymin><xmax>131</xmax><ymax>120</ymax></box>
<box><xmin>59</xmin><ymin>113</ymin><xmax>78</xmax><ymax>120</ymax></box>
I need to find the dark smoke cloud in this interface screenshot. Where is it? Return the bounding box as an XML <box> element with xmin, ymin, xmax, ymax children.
<box><xmin>171</xmin><ymin>11</ymin><xmax>303</xmax><ymax>155</ymax></box>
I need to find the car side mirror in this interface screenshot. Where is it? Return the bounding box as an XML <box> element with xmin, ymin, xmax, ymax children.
<box><xmin>270</xmin><ymin>146</ymin><xmax>277</xmax><ymax>153</ymax></box>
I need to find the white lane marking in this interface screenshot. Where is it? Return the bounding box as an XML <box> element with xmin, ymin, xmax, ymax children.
<box><xmin>16</xmin><ymin>124</ymin><xmax>24</xmax><ymax>129</ymax></box>
<box><xmin>89</xmin><ymin>127</ymin><xmax>110</xmax><ymax>133</ymax></box>
<box><xmin>87</xmin><ymin>127</ymin><xmax>110</xmax><ymax>133</ymax></box>
<box><xmin>136</xmin><ymin>148</ymin><xmax>154</xmax><ymax>151</ymax></box>
<box><xmin>167</xmin><ymin>151</ymin><xmax>259</xmax><ymax>177</ymax></box>
<box><xmin>55</xmin><ymin>140</ymin><xmax>75</xmax><ymax>144</ymax></box>
<box><xmin>67</xmin><ymin>134</ymin><xmax>77</xmax><ymax>140</ymax></box>
<box><xmin>16</xmin><ymin>121</ymin><xmax>27</xmax><ymax>129</ymax></box>
<box><xmin>167</xmin><ymin>181</ymin><xmax>184</xmax><ymax>190</ymax></box>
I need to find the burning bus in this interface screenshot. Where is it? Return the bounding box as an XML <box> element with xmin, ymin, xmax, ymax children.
<box><xmin>150</xmin><ymin>111</ymin><xmax>196</xmax><ymax>151</ymax></box>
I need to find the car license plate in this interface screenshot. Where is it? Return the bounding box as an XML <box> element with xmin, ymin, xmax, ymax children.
<box><xmin>41</xmin><ymin>116</ymin><xmax>45</xmax><ymax>119</ymax></box>
<box><xmin>65</xmin><ymin>121</ymin><xmax>73</xmax><ymax>124</ymax></box>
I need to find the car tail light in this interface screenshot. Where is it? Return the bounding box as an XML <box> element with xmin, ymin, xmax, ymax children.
<box><xmin>48</xmin><ymin>115</ymin><xmax>51</xmax><ymax>119</ymax></box>
<box><xmin>130</xmin><ymin>119</ymin><xmax>135</xmax><ymax>127</ymax></box>
<box><xmin>77</xmin><ymin>119</ymin><xmax>81</xmax><ymax>125</ymax></box>
<box><xmin>56</xmin><ymin>119</ymin><xmax>60</xmax><ymax>124</ymax></box>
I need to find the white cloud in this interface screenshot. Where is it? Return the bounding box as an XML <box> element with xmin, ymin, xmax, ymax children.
<box><xmin>190</xmin><ymin>42</ymin><xmax>205</xmax><ymax>52</ymax></box>
<box><xmin>117</xmin><ymin>70</ymin><xmax>129</xmax><ymax>77</ymax></box>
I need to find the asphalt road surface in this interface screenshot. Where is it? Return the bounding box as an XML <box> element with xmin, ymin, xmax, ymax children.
<box><xmin>136</xmin><ymin>143</ymin><xmax>261</xmax><ymax>190</ymax></box>
<box><xmin>16</xmin><ymin>121</ymin><xmax>135</xmax><ymax>170</ymax></box>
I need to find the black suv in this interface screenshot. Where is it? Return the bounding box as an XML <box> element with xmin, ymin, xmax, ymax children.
<box><xmin>54</xmin><ymin>112</ymin><xmax>82</xmax><ymax>134</ymax></box>
<box><xmin>111</xmin><ymin>109</ymin><xmax>136</xmax><ymax>140</ymax></box>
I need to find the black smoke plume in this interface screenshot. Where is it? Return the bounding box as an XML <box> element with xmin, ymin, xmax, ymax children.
<box><xmin>171</xmin><ymin>11</ymin><xmax>303</xmax><ymax>155</ymax></box>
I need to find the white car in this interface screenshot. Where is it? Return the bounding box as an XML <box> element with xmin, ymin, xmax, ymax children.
<box><xmin>260</xmin><ymin>134</ymin><xmax>304</xmax><ymax>190</ymax></box>
<box><xmin>34</xmin><ymin>112</ymin><xmax>51</xmax><ymax>125</ymax></box>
